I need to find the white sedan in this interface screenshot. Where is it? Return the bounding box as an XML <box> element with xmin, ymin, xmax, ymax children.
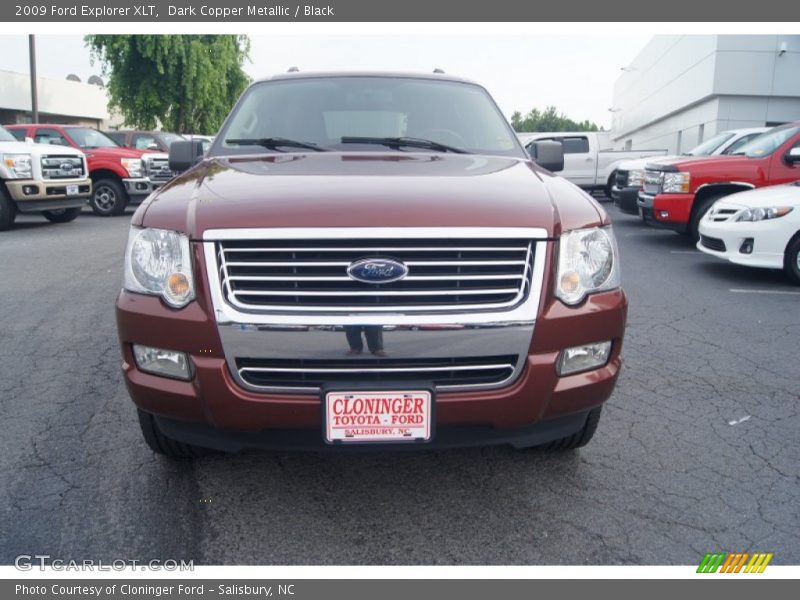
<box><xmin>697</xmin><ymin>182</ymin><xmax>800</xmax><ymax>284</ymax></box>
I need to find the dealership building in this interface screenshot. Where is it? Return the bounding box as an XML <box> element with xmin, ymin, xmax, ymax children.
<box><xmin>610</xmin><ymin>35</ymin><xmax>800</xmax><ymax>153</ymax></box>
<box><xmin>0</xmin><ymin>69</ymin><xmax>121</xmax><ymax>128</ymax></box>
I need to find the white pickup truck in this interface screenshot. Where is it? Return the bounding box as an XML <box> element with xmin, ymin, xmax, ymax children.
<box><xmin>0</xmin><ymin>125</ymin><xmax>91</xmax><ymax>230</ymax></box>
<box><xmin>520</xmin><ymin>131</ymin><xmax>666</xmax><ymax>197</ymax></box>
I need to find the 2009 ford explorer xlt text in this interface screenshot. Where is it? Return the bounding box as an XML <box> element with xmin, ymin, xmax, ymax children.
<box><xmin>116</xmin><ymin>72</ymin><xmax>627</xmax><ymax>457</ymax></box>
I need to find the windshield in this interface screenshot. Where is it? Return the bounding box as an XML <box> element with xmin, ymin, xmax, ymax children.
<box><xmin>0</xmin><ymin>126</ymin><xmax>17</xmax><ymax>142</ymax></box>
<box><xmin>737</xmin><ymin>125</ymin><xmax>800</xmax><ymax>158</ymax></box>
<box><xmin>66</xmin><ymin>127</ymin><xmax>119</xmax><ymax>149</ymax></box>
<box><xmin>685</xmin><ymin>132</ymin><xmax>733</xmax><ymax>156</ymax></box>
<box><xmin>214</xmin><ymin>76</ymin><xmax>524</xmax><ymax>158</ymax></box>
<box><xmin>160</xmin><ymin>133</ymin><xmax>185</xmax><ymax>147</ymax></box>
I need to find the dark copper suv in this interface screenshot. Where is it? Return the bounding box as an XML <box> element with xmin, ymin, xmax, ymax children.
<box><xmin>116</xmin><ymin>72</ymin><xmax>627</xmax><ymax>457</ymax></box>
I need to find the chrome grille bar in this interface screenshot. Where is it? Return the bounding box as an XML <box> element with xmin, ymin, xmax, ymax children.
<box><xmin>212</xmin><ymin>232</ymin><xmax>537</xmax><ymax>313</ymax></box>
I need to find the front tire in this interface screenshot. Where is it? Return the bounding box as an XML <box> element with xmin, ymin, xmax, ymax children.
<box><xmin>137</xmin><ymin>409</ymin><xmax>209</xmax><ymax>459</ymax></box>
<box><xmin>687</xmin><ymin>194</ymin><xmax>722</xmax><ymax>243</ymax></box>
<box><xmin>0</xmin><ymin>186</ymin><xmax>17</xmax><ymax>231</ymax></box>
<box><xmin>537</xmin><ymin>407</ymin><xmax>602</xmax><ymax>451</ymax></box>
<box><xmin>90</xmin><ymin>178</ymin><xmax>127</xmax><ymax>216</ymax></box>
<box><xmin>785</xmin><ymin>235</ymin><xmax>800</xmax><ymax>285</ymax></box>
<box><xmin>42</xmin><ymin>207</ymin><xmax>82</xmax><ymax>223</ymax></box>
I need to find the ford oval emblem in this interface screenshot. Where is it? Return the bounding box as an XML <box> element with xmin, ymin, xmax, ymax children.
<box><xmin>347</xmin><ymin>258</ymin><xmax>409</xmax><ymax>284</ymax></box>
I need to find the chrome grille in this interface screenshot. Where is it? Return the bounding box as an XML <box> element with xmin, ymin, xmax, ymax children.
<box><xmin>40</xmin><ymin>155</ymin><xmax>85</xmax><ymax>179</ymax></box>
<box><xmin>144</xmin><ymin>156</ymin><xmax>174</xmax><ymax>181</ymax></box>
<box><xmin>643</xmin><ymin>170</ymin><xmax>663</xmax><ymax>195</ymax></box>
<box><xmin>236</xmin><ymin>355</ymin><xmax>519</xmax><ymax>392</ymax></box>
<box><xmin>213</xmin><ymin>236</ymin><xmax>535</xmax><ymax>313</ymax></box>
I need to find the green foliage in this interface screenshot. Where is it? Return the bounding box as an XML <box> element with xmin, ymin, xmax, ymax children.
<box><xmin>511</xmin><ymin>106</ymin><xmax>601</xmax><ymax>133</ymax></box>
<box><xmin>85</xmin><ymin>35</ymin><xmax>251</xmax><ymax>134</ymax></box>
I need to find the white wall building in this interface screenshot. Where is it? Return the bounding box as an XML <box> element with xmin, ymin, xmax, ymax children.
<box><xmin>610</xmin><ymin>35</ymin><xmax>800</xmax><ymax>153</ymax></box>
<box><xmin>0</xmin><ymin>69</ymin><xmax>122</xmax><ymax>128</ymax></box>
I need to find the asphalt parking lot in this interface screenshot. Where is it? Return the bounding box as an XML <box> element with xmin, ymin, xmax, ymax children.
<box><xmin>1</xmin><ymin>202</ymin><xmax>798</xmax><ymax>566</ymax></box>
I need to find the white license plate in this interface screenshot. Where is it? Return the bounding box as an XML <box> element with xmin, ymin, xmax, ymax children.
<box><xmin>325</xmin><ymin>390</ymin><xmax>432</xmax><ymax>444</ymax></box>
<box><xmin>66</xmin><ymin>184</ymin><xmax>79</xmax><ymax>196</ymax></box>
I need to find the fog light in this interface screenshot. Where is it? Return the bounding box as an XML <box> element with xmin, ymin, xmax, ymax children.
<box><xmin>658</xmin><ymin>211</ymin><xmax>669</xmax><ymax>219</ymax></box>
<box><xmin>739</xmin><ymin>238</ymin><xmax>754</xmax><ymax>254</ymax></box>
<box><xmin>23</xmin><ymin>185</ymin><xmax>39</xmax><ymax>195</ymax></box>
<box><xmin>132</xmin><ymin>344</ymin><xmax>191</xmax><ymax>380</ymax></box>
<box><xmin>557</xmin><ymin>341</ymin><xmax>612</xmax><ymax>376</ymax></box>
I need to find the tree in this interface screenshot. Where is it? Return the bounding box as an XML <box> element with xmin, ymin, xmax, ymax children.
<box><xmin>86</xmin><ymin>35</ymin><xmax>251</xmax><ymax>134</ymax></box>
<box><xmin>511</xmin><ymin>105</ymin><xmax>601</xmax><ymax>133</ymax></box>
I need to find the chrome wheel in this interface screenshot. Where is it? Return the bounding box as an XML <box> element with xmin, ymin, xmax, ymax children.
<box><xmin>93</xmin><ymin>186</ymin><xmax>116</xmax><ymax>212</ymax></box>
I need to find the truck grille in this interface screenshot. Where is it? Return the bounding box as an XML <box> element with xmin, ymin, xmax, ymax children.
<box><xmin>236</xmin><ymin>355</ymin><xmax>519</xmax><ymax>392</ymax></box>
<box><xmin>643</xmin><ymin>170</ymin><xmax>663</xmax><ymax>195</ymax></box>
<box><xmin>144</xmin><ymin>156</ymin><xmax>175</xmax><ymax>181</ymax></box>
<box><xmin>615</xmin><ymin>170</ymin><xmax>629</xmax><ymax>188</ymax></box>
<box><xmin>213</xmin><ymin>236</ymin><xmax>535</xmax><ymax>313</ymax></box>
<box><xmin>40</xmin><ymin>155</ymin><xmax>85</xmax><ymax>180</ymax></box>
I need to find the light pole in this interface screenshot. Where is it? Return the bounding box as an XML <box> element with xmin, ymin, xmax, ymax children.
<box><xmin>29</xmin><ymin>35</ymin><xmax>39</xmax><ymax>122</ymax></box>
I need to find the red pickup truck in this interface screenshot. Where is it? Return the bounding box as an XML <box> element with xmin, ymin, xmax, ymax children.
<box><xmin>638</xmin><ymin>122</ymin><xmax>800</xmax><ymax>241</ymax></box>
<box><xmin>6</xmin><ymin>124</ymin><xmax>173</xmax><ymax>216</ymax></box>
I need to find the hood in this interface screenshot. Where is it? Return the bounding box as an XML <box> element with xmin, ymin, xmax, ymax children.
<box><xmin>0</xmin><ymin>141</ymin><xmax>84</xmax><ymax>157</ymax></box>
<box><xmin>86</xmin><ymin>146</ymin><xmax>152</xmax><ymax>159</ymax></box>
<box><xmin>644</xmin><ymin>154</ymin><xmax>767</xmax><ymax>180</ymax></box>
<box><xmin>618</xmin><ymin>155</ymin><xmax>682</xmax><ymax>171</ymax></box>
<box><xmin>136</xmin><ymin>152</ymin><xmax>604</xmax><ymax>238</ymax></box>
<box><xmin>716</xmin><ymin>181</ymin><xmax>800</xmax><ymax>208</ymax></box>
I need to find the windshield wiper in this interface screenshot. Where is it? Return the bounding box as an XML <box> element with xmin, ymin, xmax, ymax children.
<box><xmin>340</xmin><ymin>136</ymin><xmax>470</xmax><ymax>154</ymax></box>
<box><xmin>225</xmin><ymin>137</ymin><xmax>328</xmax><ymax>152</ymax></box>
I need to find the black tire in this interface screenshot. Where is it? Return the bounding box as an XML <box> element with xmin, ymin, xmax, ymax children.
<box><xmin>687</xmin><ymin>194</ymin><xmax>723</xmax><ymax>243</ymax></box>
<box><xmin>90</xmin><ymin>178</ymin><xmax>127</xmax><ymax>216</ymax></box>
<box><xmin>137</xmin><ymin>409</ymin><xmax>208</xmax><ymax>459</ymax></box>
<box><xmin>605</xmin><ymin>172</ymin><xmax>615</xmax><ymax>200</ymax></box>
<box><xmin>0</xmin><ymin>186</ymin><xmax>17</xmax><ymax>231</ymax></box>
<box><xmin>42</xmin><ymin>207</ymin><xmax>82</xmax><ymax>223</ymax></box>
<box><xmin>537</xmin><ymin>407</ymin><xmax>602</xmax><ymax>451</ymax></box>
<box><xmin>784</xmin><ymin>235</ymin><xmax>800</xmax><ymax>285</ymax></box>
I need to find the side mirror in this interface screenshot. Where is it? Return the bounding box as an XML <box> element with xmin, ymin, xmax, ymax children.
<box><xmin>25</xmin><ymin>137</ymin><xmax>34</xmax><ymax>144</ymax></box>
<box><xmin>528</xmin><ymin>140</ymin><xmax>564</xmax><ymax>172</ymax></box>
<box><xmin>147</xmin><ymin>142</ymin><xmax>159</xmax><ymax>151</ymax></box>
<box><xmin>786</xmin><ymin>147</ymin><xmax>800</xmax><ymax>165</ymax></box>
<box><xmin>169</xmin><ymin>140</ymin><xmax>204</xmax><ymax>172</ymax></box>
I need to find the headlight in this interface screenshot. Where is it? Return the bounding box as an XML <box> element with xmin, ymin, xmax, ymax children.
<box><xmin>121</xmin><ymin>157</ymin><xmax>143</xmax><ymax>178</ymax></box>
<box><xmin>662</xmin><ymin>172</ymin><xmax>691</xmax><ymax>193</ymax></box>
<box><xmin>735</xmin><ymin>206</ymin><xmax>793</xmax><ymax>222</ymax></box>
<box><xmin>123</xmin><ymin>227</ymin><xmax>195</xmax><ymax>307</ymax></box>
<box><xmin>3</xmin><ymin>154</ymin><xmax>33</xmax><ymax>179</ymax></box>
<box><xmin>556</xmin><ymin>226</ymin><xmax>621</xmax><ymax>305</ymax></box>
<box><xmin>627</xmin><ymin>169</ymin><xmax>644</xmax><ymax>188</ymax></box>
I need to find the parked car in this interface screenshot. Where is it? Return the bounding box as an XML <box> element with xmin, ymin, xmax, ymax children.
<box><xmin>104</xmin><ymin>130</ymin><xmax>186</xmax><ymax>153</ymax></box>
<box><xmin>611</xmin><ymin>128</ymin><xmax>768</xmax><ymax>213</ymax></box>
<box><xmin>638</xmin><ymin>122</ymin><xmax>800</xmax><ymax>241</ymax></box>
<box><xmin>0</xmin><ymin>125</ymin><xmax>91</xmax><ymax>230</ymax></box>
<box><xmin>697</xmin><ymin>181</ymin><xmax>800</xmax><ymax>284</ymax></box>
<box><xmin>522</xmin><ymin>131</ymin><xmax>666</xmax><ymax>196</ymax></box>
<box><xmin>6</xmin><ymin>124</ymin><xmax>172</xmax><ymax>216</ymax></box>
<box><xmin>116</xmin><ymin>71</ymin><xmax>627</xmax><ymax>458</ymax></box>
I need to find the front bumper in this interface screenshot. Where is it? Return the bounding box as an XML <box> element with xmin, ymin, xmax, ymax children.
<box><xmin>116</xmin><ymin>285</ymin><xmax>627</xmax><ymax>447</ymax></box>
<box><xmin>5</xmin><ymin>178</ymin><xmax>91</xmax><ymax>211</ymax></box>
<box><xmin>697</xmin><ymin>217</ymin><xmax>790</xmax><ymax>269</ymax></box>
<box><xmin>611</xmin><ymin>185</ymin><xmax>640</xmax><ymax>214</ymax></box>
<box><xmin>123</xmin><ymin>178</ymin><xmax>169</xmax><ymax>203</ymax></box>
<box><xmin>638</xmin><ymin>192</ymin><xmax>691</xmax><ymax>232</ymax></box>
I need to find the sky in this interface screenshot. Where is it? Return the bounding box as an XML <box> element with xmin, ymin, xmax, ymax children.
<box><xmin>0</xmin><ymin>34</ymin><xmax>651</xmax><ymax>129</ymax></box>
